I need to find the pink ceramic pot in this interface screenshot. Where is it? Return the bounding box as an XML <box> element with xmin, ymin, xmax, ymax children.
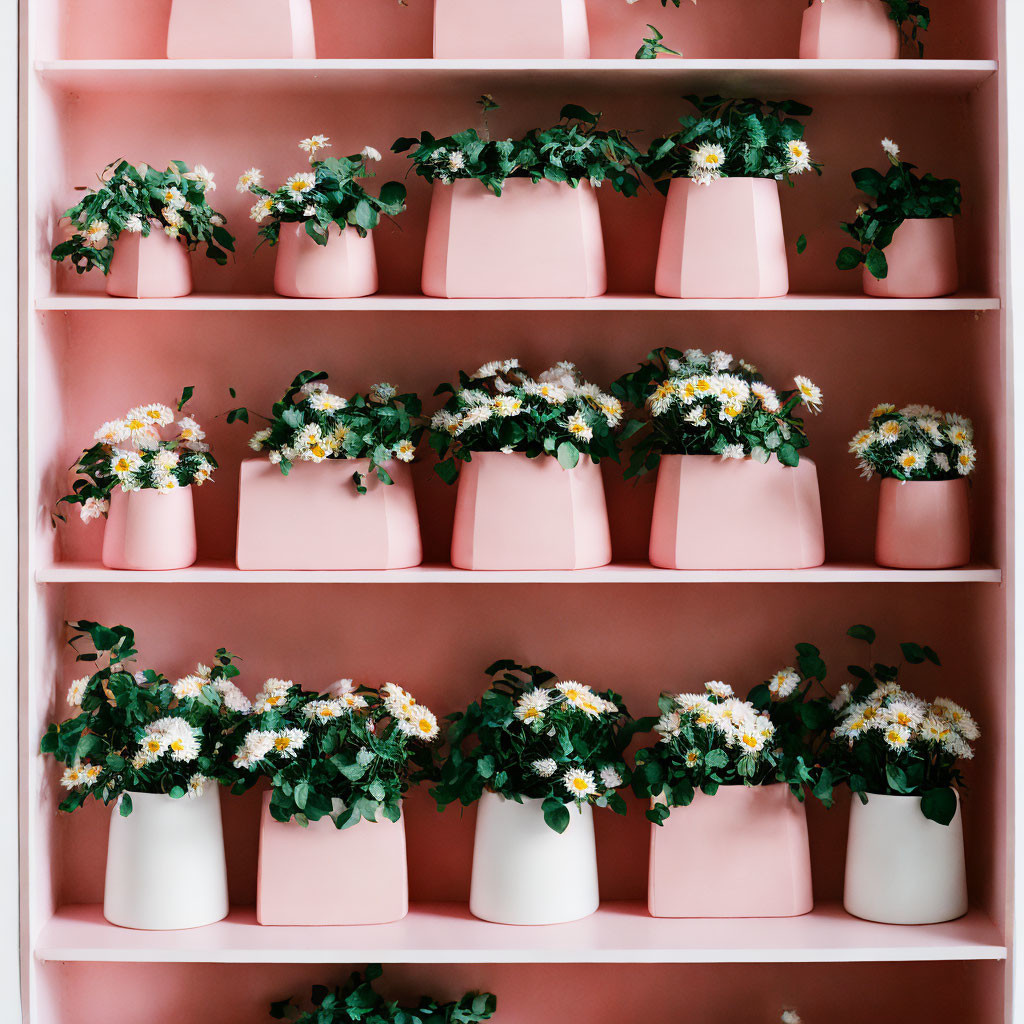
<box><xmin>273</xmin><ymin>223</ymin><xmax>379</xmax><ymax>299</ymax></box>
<box><xmin>450</xmin><ymin>452</ymin><xmax>611</xmax><ymax>570</ymax></box>
<box><xmin>256</xmin><ymin>793</ymin><xmax>408</xmax><ymax>925</ymax></box>
<box><xmin>433</xmin><ymin>0</ymin><xmax>590</xmax><ymax>57</ymax></box>
<box><xmin>421</xmin><ymin>179</ymin><xmax>606</xmax><ymax>298</ymax></box>
<box><xmin>862</xmin><ymin>218</ymin><xmax>958</xmax><ymax>299</ymax></box>
<box><xmin>799</xmin><ymin>0</ymin><xmax>900</xmax><ymax>58</ymax></box>
<box><xmin>875</xmin><ymin>477</ymin><xmax>970</xmax><ymax>569</ymax></box>
<box><xmin>101</xmin><ymin>486</ymin><xmax>197</xmax><ymax>571</ymax></box>
<box><xmin>649</xmin><ymin>455</ymin><xmax>825</xmax><ymax>570</ymax></box>
<box><xmin>654</xmin><ymin>177</ymin><xmax>789</xmax><ymax>298</ymax></box>
<box><xmin>648</xmin><ymin>785</ymin><xmax>813</xmax><ymax>917</ymax></box>
<box><xmin>105</xmin><ymin>231</ymin><xmax>192</xmax><ymax>299</ymax></box>
<box><xmin>167</xmin><ymin>0</ymin><xmax>316</xmax><ymax>58</ymax></box>
<box><xmin>235</xmin><ymin>458</ymin><xmax>422</xmax><ymax>570</ymax></box>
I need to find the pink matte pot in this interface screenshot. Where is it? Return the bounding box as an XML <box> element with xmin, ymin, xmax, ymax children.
<box><xmin>101</xmin><ymin>486</ymin><xmax>197</xmax><ymax>571</ymax></box>
<box><xmin>167</xmin><ymin>0</ymin><xmax>316</xmax><ymax>58</ymax></box>
<box><xmin>875</xmin><ymin>477</ymin><xmax>971</xmax><ymax>569</ymax></box>
<box><xmin>862</xmin><ymin>218</ymin><xmax>959</xmax><ymax>299</ymax></box>
<box><xmin>104</xmin><ymin>231</ymin><xmax>192</xmax><ymax>299</ymax></box>
<box><xmin>273</xmin><ymin>222</ymin><xmax>379</xmax><ymax>299</ymax></box>
<box><xmin>798</xmin><ymin>0</ymin><xmax>900</xmax><ymax>59</ymax></box>
<box><xmin>433</xmin><ymin>0</ymin><xmax>590</xmax><ymax>57</ymax></box>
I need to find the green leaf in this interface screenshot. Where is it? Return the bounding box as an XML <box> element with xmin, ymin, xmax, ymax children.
<box><xmin>177</xmin><ymin>385</ymin><xmax>194</xmax><ymax>411</ymax></box>
<box><xmin>556</xmin><ymin>441</ymin><xmax>580</xmax><ymax>470</ymax></box>
<box><xmin>920</xmin><ymin>787</ymin><xmax>957</xmax><ymax>826</ymax></box>
<box><xmin>865</xmin><ymin>246</ymin><xmax>888</xmax><ymax>280</ymax></box>
<box><xmin>542</xmin><ymin>797</ymin><xmax>571</xmax><ymax>834</ymax></box>
<box><xmin>836</xmin><ymin>246</ymin><xmax>864</xmax><ymax>271</ymax></box>
<box><xmin>796</xmin><ymin>233</ymin><xmax>807</xmax><ymax>255</ymax></box>
<box><xmin>847</xmin><ymin>624</ymin><xmax>876</xmax><ymax>644</ymax></box>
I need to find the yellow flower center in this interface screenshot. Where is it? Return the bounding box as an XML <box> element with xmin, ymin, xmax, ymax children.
<box><xmin>572</xmin><ymin>777</ymin><xmax>588</xmax><ymax>792</ymax></box>
<box><xmin>274</xmin><ymin>736</ymin><xmax>291</xmax><ymax>751</ymax></box>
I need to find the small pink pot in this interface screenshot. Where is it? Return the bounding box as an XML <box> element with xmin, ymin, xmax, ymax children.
<box><xmin>236</xmin><ymin>458</ymin><xmax>422</xmax><ymax>570</ymax></box>
<box><xmin>273</xmin><ymin>222</ymin><xmax>379</xmax><ymax>299</ymax></box>
<box><xmin>105</xmin><ymin>231</ymin><xmax>192</xmax><ymax>299</ymax></box>
<box><xmin>649</xmin><ymin>455</ymin><xmax>825</xmax><ymax>570</ymax></box>
<box><xmin>256</xmin><ymin>793</ymin><xmax>408</xmax><ymax>925</ymax></box>
<box><xmin>433</xmin><ymin>0</ymin><xmax>590</xmax><ymax>57</ymax></box>
<box><xmin>862</xmin><ymin>218</ymin><xmax>958</xmax><ymax>299</ymax></box>
<box><xmin>422</xmin><ymin>179</ymin><xmax>606</xmax><ymax>298</ymax></box>
<box><xmin>654</xmin><ymin>177</ymin><xmax>789</xmax><ymax>298</ymax></box>
<box><xmin>649</xmin><ymin>785</ymin><xmax>813</xmax><ymax>918</ymax></box>
<box><xmin>799</xmin><ymin>0</ymin><xmax>900</xmax><ymax>59</ymax></box>
<box><xmin>167</xmin><ymin>0</ymin><xmax>316</xmax><ymax>58</ymax></box>
<box><xmin>101</xmin><ymin>486</ymin><xmax>197</xmax><ymax>571</ymax></box>
<box><xmin>875</xmin><ymin>477</ymin><xmax>970</xmax><ymax>569</ymax></box>
<box><xmin>451</xmin><ymin>452</ymin><xmax>611</xmax><ymax>570</ymax></box>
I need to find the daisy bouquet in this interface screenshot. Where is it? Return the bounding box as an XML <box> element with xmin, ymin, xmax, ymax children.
<box><xmin>230</xmin><ymin>370</ymin><xmax>424</xmax><ymax>493</ymax></box>
<box><xmin>57</xmin><ymin>388</ymin><xmax>216</xmax><ymax>524</ymax></box>
<box><xmin>612</xmin><ymin>347</ymin><xmax>823</xmax><ymax>479</ymax></box>
<box><xmin>39</xmin><ymin>620</ymin><xmax>249</xmax><ymax>817</ymax></box>
<box><xmin>431</xmin><ymin>659</ymin><xmax>633</xmax><ymax>833</ymax></box>
<box><xmin>813</xmin><ymin>0</ymin><xmax>930</xmax><ymax>55</ymax></box>
<box><xmin>227</xmin><ymin>677</ymin><xmax>438</xmax><ymax>829</ymax></box>
<box><xmin>429</xmin><ymin>358</ymin><xmax>624</xmax><ymax>483</ymax></box>
<box><xmin>837</xmin><ymin>140</ymin><xmax>961</xmax><ymax>280</ymax></box>
<box><xmin>51</xmin><ymin>159</ymin><xmax>234</xmax><ymax>275</ymax></box>
<box><xmin>238</xmin><ymin>135</ymin><xmax>406</xmax><ymax>248</ymax></box>
<box><xmin>850</xmin><ymin>403</ymin><xmax>976</xmax><ymax>481</ymax></box>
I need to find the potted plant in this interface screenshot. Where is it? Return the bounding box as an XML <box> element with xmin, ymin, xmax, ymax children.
<box><xmin>432</xmin><ymin>659</ymin><xmax>633</xmax><ymax>924</ymax></box>
<box><xmin>39</xmin><ymin>621</ymin><xmax>249</xmax><ymax>929</ymax></box>
<box><xmin>393</xmin><ymin>100</ymin><xmax>642</xmax><ymax>298</ymax></box>
<box><xmin>231</xmin><ymin>371</ymin><xmax>424</xmax><ymax>570</ymax></box>
<box><xmin>851</xmin><ymin>403</ymin><xmax>975</xmax><ymax>568</ymax></box>
<box><xmin>641</xmin><ymin>96</ymin><xmax>820</xmax><ymax>298</ymax></box>
<box><xmin>799</xmin><ymin>0</ymin><xmax>929</xmax><ymax>59</ymax></box>
<box><xmin>51</xmin><ymin>160</ymin><xmax>233</xmax><ymax>298</ymax></box>
<box><xmin>431</xmin><ymin>358</ymin><xmax>623</xmax><ymax>570</ymax></box>
<box><xmin>612</xmin><ymin>347</ymin><xmax>825</xmax><ymax>569</ymax></box>
<box><xmin>226</xmin><ymin>677</ymin><xmax>437</xmax><ymax>925</ymax></box>
<box><xmin>167</xmin><ymin>0</ymin><xmax>315</xmax><ymax>59</ymax></box>
<box><xmin>433</xmin><ymin>0</ymin><xmax>590</xmax><ymax>57</ymax></box>
<box><xmin>238</xmin><ymin>136</ymin><xmax>406</xmax><ymax>298</ymax></box>
<box><xmin>55</xmin><ymin>388</ymin><xmax>216</xmax><ymax>570</ymax></box>
<box><xmin>837</xmin><ymin>140</ymin><xmax>961</xmax><ymax>298</ymax></box>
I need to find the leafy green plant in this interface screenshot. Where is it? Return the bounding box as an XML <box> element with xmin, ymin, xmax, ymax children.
<box><xmin>635</xmin><ymin>24</ymin><xmax>680</xmax><ymax>59</ymax></box>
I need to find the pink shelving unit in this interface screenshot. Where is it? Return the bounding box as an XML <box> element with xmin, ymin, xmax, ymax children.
<box><xmin>18</xmin><ymin>0</ymin><xmax>1016</xmax><ymax>1022</ymax></box>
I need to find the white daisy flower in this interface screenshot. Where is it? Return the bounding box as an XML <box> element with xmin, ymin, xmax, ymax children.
<box><xmin>399</xmin><ymin>704</ymin><xmax>439</xmax><ymax>741</ymax></box>
<box><xmin>79</xmin><ymin>496</ymin><xmax>108</xmax><ymax>522</ymax></box>
<box><xmin>186</xmin><ymin>164</ymin><xmax>216</xmax><ymax>191</ymax></box>
<box><xmin>361</xmin><ymin>145</ymin><xmax>382</xmax><ymax>161</ymax></box>
<box><xmin>172</xmin><ymin>674</ymin><xmax>205</xmax><ymax>700</ymax></box>
<box><xmin>492</xmin><ymin>395</ymin><xmax>523</xmax><ymax>417</ymax></box>
<box><xmin>599</xmin><ymin>766</ymin><xmax>622</xmax><ymax>789</ymax></box>
<box><xmin>881</xmin><ymin>137</ymin><xmax>901</xmax><ymax>160</ymax></box>
<box><xmin>515</xmin><ymin>688</ymin><xmax>552</xmax><ymax>723</ymax></box>
<box><xmin>877</xmin><ymin>420</ymin><xmax>903</xmax><ymax>445</ymax></box>
<box><xmin>563</xmin><ymin>767</ymin><xmax>597</xmax><ymax>799</ymax></box>
<box><xmin>394</xmin><ymin>438</ymin><xmax>416</xmax><ymax>462</ymax></box>
<box><xmin>307</xmin><ymin>390</ymin><xmax>347</xmax><ymax>413</ymax></box>
<box><xmin>564</xmin><ymin>411</ymin><xmax>593</xmax><ymax>443</ymax></box>
<box><xmin>285</xmin><ymin>173</ymin><xmax>316</xmax><ymax>196</ymax></box>
<box><xmin>768</xmin><ymin>668</ymin><xmax>801</xmax><ymax>699</ymax></box>
<box><xmin>299</xmin><ymin>134</ymin><xmax>331</xmax><ymax>157</ymax></box>
<box><xmin>186</xmin><ymin>773</ymin><xmax>208</xmax><ymax>798</ymax></box>
<box><xmin>720</xmin><ymin>443</ymin><xmax>745</xmax><ymax>460</ymax></box>
<box><xmin>271</xmin><ymin>728</ymin><xmax>307</xmax><ymax>757</ymax></box>
<box><xmin>793</xmin><ymin>375</ymin><xmax>823</xmax><ymax>412</ymax></box>
<box><xmin>67</xmin><ymin>676</ymin><xmax>89</xmax><ymax>706</ymax></box>
<box><xmin>532</xmin><ymin>757</ymin><xmax>558</xmax><ymax>777</ymax></box>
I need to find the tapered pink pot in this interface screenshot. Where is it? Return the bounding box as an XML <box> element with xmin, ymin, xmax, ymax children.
<box><xmin>649</xmin><ymin>786</ymin><xmax>813</xmax><ymax>918</ymax></box>
<box><xmin>799</xmin><ymin>0</ymin><xmax>899</xmax><ymax>58</ymax></box>
<box><xmin>273</xmin><ymin>222</ymin><xmax>378</xmax><ymax>299</ymax></box>
<box><xmin>451</xmin><ymin>452</ymin><xmax>611</xmax><ymax>570</ymax></box>
<box><xmin>257</xmin><ymin>793</ymin><xmax>408</xmax><ymax>925</ymax></box>
<box><xmin>105</xmin><ymin>231</ymin><xmax>192</xmax><ymax>299</ymax></box>
<box><xmin>422</xmin><ymin>179</ymin><xmax>606</xmax><ymax>298</ymax></box>
<box><xmin>875</xmin><ymin>477</ymin><xmax>970</xmax><ymax>569</ymax></box>
<box><xmin>649</xmin><ymin>455</ymin><xmax>825</xmax><ymax>569</ymax></box>
<box><xmin>654</xmin><ymin>178</ymin><xmax>789</xmax><ymax>298</ymax></box>
<box><xmin>101</xmin><ymin>486</ymin><xmax>197</xmax><ymax>571</ymax></box>
<box><xmin>862</xmin><ymin>218</ymin><xmax>958</xmax><ymax>298</ymax></box>
<box><xmin>236</xmin><ymin>458</ymin><xmax>422</xmax><ymax>570</ymax></box>
<box><xmin>167</xmin><ymin>0</ymin><xmax>316</xmax><ymax>57</ymax></box>
<box><xmin>433</xmin><ymin>0</ymin><xmax>590</xmax><ymax>57</ymax></box>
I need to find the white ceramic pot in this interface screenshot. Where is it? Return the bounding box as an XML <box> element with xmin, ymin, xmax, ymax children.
<box><xmin>103</xmin><ymin>788</ymin><xmax>229</xmax><ymax>929</ymax></box>
<box><xmin>469</xmin><ymin>791</ymin><xmax>599</xmax><ymax>924</ymax></box>
<box><xmin>843</xmin><ymin>791</ymin><xmax>968</xmax><ymax>924</ymax></box>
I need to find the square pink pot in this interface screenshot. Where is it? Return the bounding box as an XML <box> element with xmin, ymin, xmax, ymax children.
<box><xmin>654</xmin><ymin>177</ymin><xmax>789</xmax><ymax>298</ymax></box>
<box><xmin>798</xmin><ymin>0</ymin><xmax>900</xmax><ymax>59</ymax></box>
<box><xmin>167</xmin><ymin>0</ymin><xmax>316</xmax><ymax>58</ymax></box>
<box><xmin>433</xmin><ymin>0</ymin><xmax>590</xmax><ymax>57</ymax></box>
<box><xmin>649</xmin><ymin>785</ymin><xmax>814</xmax><ymax>918</ymax></box>
<box><xmin>450</xmin><ymin>452</ymin><xmax>611</xmax><ymax>570</ymax></box>
<box><xmin>273</xmin><ymin>222</ymin><xmax>379</xmax><ymax>299</ymax></box>
<box><xmin>235</xmin><ymin>458</ymin><xmax>422</xmax><ymax>570</ymax></box>
<box><xmin>875</xmin><ymin>477</ymin><xmax>970</xmax><ymax>568</ymax></box>
<box><xmin>105</xmin><ymin>231</ymin><xmax>192</xmax><ymax>299</ymax></box>
<box><xmin>101</xmin><ymin>486</ymin><xmax>198</xmax><ymax>571</ymax></box>
<box><xmin>862</xmin><ymin>218</ymin><xmax>959</xmax><ymax>298</ymax></box>
<box><xmin>421</xmin><ymin>179</ymin><xmax>607</xmax><ymax>298</ymax></box>
<box><xmin>256</xmin><ymin>793</ymin><xmax>408</xmax><ymax>925</ymax></box>
<box><xmin>648</xmin><ymin>455</ymin><xmax>825</xmax><ymax>570</ymax></box>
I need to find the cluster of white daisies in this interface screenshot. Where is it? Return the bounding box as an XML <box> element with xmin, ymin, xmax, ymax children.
<box><xmin>688</xmin><ymin>137</ymin><xmax>813</xmax><ymax>186</ymax></box>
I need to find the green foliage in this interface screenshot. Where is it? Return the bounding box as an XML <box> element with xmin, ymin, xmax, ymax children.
<box><xmin>881</xmin><ymin>0</ymin><xmax>931</xmax><ymax>55</ymax></box>
<box><xmin>635</xmin><ymin>25</ymin><xmax>680</xmax><ymax>59</ymax></box>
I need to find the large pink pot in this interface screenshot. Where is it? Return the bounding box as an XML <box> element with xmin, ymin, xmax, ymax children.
<box><xmin>649</xmin><ymin>455</ymin><xmax>825</xmax><ymax>570</ymax></box>
<box><xmin>451</xmin><ymin>452</ymin><xmax>611</xmax><ymax>570</ymax></box>
<box><xmin>235</xmin><ymin>458</ymin><xmax>422</xmax><ymax>570</ymax></box>
<box><xmin>649</xmin><ymin>785</ymin><xmax>813</xmax><ymax>917</ymax></box>
<box><xmin>799</xmin><ymin>0</ymin><xmax>900</xmax><ymax>58</ymax></box>
<box><xmin>862</xmin><ymin>218</ymin><xmax>958</xmax><ymax>299</ymax></box>
<box><xmin>105</xmin><ymin>231</ymin><xmax>192</xmax><ymax>299</ymax></box>
<box><xmin>101</xmin><ymin>486</ymin><xmax>197</xmax><ymax>570</ymax></box>
<box><xmin>422</xmin><ymin>179</ymin><xmax>606</xmax><ymax>298</ymax></box>
<box><xmin>875</xmin><ymin>477</ymin><xmax>970</xmax><ymax>569</ymax></box>
<box><xmin>654</xmin><ymin>177</ymin><xmax>789</xmax><ymax>298</ymax></box>
<box><xmin>256</xmin><ymin>793</ymin><xmax>408</xmax><ymax>925</ymax></box>
<box><xmin>433</xmin><ymin>0</ymin><xmax>590</xmax><ymax>57</ymax></box>
<box><xmin>273</xmin><ymin>222</ymin><xmax>379</xmax><ymax>299</ymax></box>
<box><xmin>167</xmin><ymin>0</ymin><xmax>316</xmax><ymax>58</ymax></box>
